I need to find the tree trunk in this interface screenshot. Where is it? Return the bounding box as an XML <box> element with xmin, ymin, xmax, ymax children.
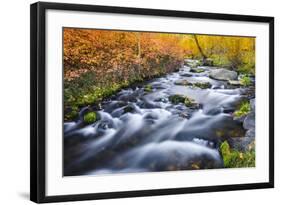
<box><xmin>137</xmin><ymin>33</ymin><xmax>141</xmax><ymax>58</ymax></box>
<box><xmin>136</xmin><ymin>33</ymin><xmax>141</xmax><ymax>78</ymax></box>
<box><xmin>193</xmin><ymin>35</ymin><xmax>207</xmax><ymax>64</ymax></box>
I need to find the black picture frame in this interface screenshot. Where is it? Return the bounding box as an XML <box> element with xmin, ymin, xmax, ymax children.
<box><xmin>30</xmin><ymin>1</ymin><xmax>274</xmax><ymax>203</ymax></box>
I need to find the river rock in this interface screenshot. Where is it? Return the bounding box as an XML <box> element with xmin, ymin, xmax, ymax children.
<box><xmin>174</xmin><ymin>79</ymin><xmax>192</xmax><ymax>86</ymax></box>
<box><xmin>233</xmin><ymin>115</ymin><xmax>246</xmax><ymax>123</ymax></box>
<box><xmin>245</xmin><ymin>128</ymin><xmax>255</xmax><ymax>138</ymax></box>
<box><xmin>250</xmin><ymin>98</ymin><xmax>255</xmax><ymax>110</ymax></box>
<box><xmin>228</xmin><ymin>80</ymin><xmax>241</xmax><ymax>86</ymax></box>
<box><xmin>205</xmin><ymin>107</ymin><xmax>222</xmax><ymax>115</ymax></box>
<box><xmin>193</xmin><ymin>82</ymin><xmax>212</xmax><ymax>89</ymax></box>
<box><xmin>240</xmin><ymin>86</ymin><xmax>255</xmax><ymax>100</ymax></box>
<box><xmin>229</xmin><ymin>136</ymin><xmax>255</xmax><ymax>151</ymax></box>
<box><xmin>180</xmin><ymin>73</ymin><xmax>193</xmax><ymax>77</ymax></box>
<box><xmin>243</xmin><ymin>112</ymin><xmax>255</xmax><ymax>130</ymax></box>
<box><xmin>190</xmin><ymin>68</ymin><xmax>205</xmax><ymax>73</ymax></box>
<box><xmin>209</xmin><ymin>68</ymin><xmax>238</xmax><ymax>81</ymax></box>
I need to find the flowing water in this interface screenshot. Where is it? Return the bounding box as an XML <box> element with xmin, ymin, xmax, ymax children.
<box><xmin>64</xmin><ymin>64</ymin><xmax>248</xmax><ymax>176</ymax></box>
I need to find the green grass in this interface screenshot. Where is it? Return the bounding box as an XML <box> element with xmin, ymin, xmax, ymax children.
<box><xmin>144</xmin><ymin>84</ymin><xmax>153</xmax><ymax>92</ymax></box>
<box><xmin>220</xmin><ymin>141</ymin><xmax>255</xmax><ymax>168</ymax></box>
<box><xmin>234</xmin><ymin>101</ymin><xmax>251</xmax><ymax>118</ymax></box>
<box><xmin>239</xmin><ymin>75</ymin><xmax>252</xmax><ymax>86</ymax></box>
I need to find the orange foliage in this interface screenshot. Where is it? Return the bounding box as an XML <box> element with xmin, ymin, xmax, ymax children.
<box><xmin>64</xmin><ymin>28</ymin><xmax>184</xmax><ymax>83</ymax></box>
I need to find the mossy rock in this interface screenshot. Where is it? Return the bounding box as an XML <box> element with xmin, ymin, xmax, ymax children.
<box><xmin>169</xmin><ymin>95</ymin><xmax>198</xmax><ymax>108</ymax></box>
<box><xmin>220</xmin><ymin>141</ymin><xmax>255</xmax><ymax>168</ymax></box>
<box><xmin>83</xmin><ymin>111</ymin><xmax>97</xmax><ymax>124</ymax></box>
<box><xmin>169</xmin><ymin>94</ymin><xmax>185</xmax><ymax>104</ymax></box>
<box><xmin>174</xmin><ymin>80</ymin><xmax>192</xmax><ymax>86</ymax></box>
<box><xmin>193</xmin><ymin>82</ymin><xmax>212</xmax><ymax>89</ymax></box>
<box><xmin>190</xmin><ymin>68</ymin><xmax>205</xmax><ymax>73</ymax></box>
<box><xmin>184</xmin><ymin>97</ymin><xmax>196</xmax><ymax>107</ymax></box>
<box><xmin>123</xmin><ymin>106</ymin><xmax>135</xmax><ymax>113</ymax></box>
<box><xmin>144</xmin><ymin>84</ymin><xmax>153</xmax><ymax>92</ymax></box>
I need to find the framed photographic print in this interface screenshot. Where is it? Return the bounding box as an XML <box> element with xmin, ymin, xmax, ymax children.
<box><xmin>30</xmin><ymin>1</ymin><xmax>274</xmax><ymax>203</ymax></box>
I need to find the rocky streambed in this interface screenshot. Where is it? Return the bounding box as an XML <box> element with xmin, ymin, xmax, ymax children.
<box><xmin>64</xmin><ymin>59</ymin><xmax>255</xmax><ymax>176</ymax></box>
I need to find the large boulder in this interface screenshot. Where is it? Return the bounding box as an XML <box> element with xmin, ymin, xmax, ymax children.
<box><xmin>243</xmin><ymin>112</ymin><xmax>255</xmax><ymax>130</ymax></box>
<box><xmin>209</xmin><ymin>68</ymin><xmax>238</xmax><ymax>81</ymax></box>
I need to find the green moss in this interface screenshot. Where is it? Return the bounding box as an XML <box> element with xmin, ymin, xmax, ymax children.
<box><xmin>64</xmin><ymin>106</ymin><xmax>79</xmax><ymax>121</ymax></box>
<box><xmin>144</xmin><ymin>84</ymin><xmax>153</xmax><ymax>92</ymax></box>
<box><xmin>239</xmin><ymin>75</ymin><xmax>252</xmax><ymax>86</ymax></box>
<box><xmin>184</xmin><ymin>97</ymin><xmax>196</xmax><ymax>107</ymax></box>
<box><xmin>124</xmin><ymin>106</ymin><xmax>134</xmax><ymax>113</ymax></box>
<box><xmin>234</xmin><ymin>101</ymin><xmax>251</xmax><ymax>117</ymax></box>
<box><xmin>169</xmin><ymin>95</ymin><xmax>197</xmax><ymax>107</ymax></box>
<box><xmin>193</xmin><ymin>82</ymin><xmax>212</xmax><ymax>89</ymax></box>
<box><xmin>220</xmin><ymin>141</ymin><xmax>255</xmax><ymax>168</ymax></box>
<box><xmin>83</xmin><ymin>112</ymin><xmax>97</xmax><ymax>124</ymax></box>
<box><xmin>169</xmin><ymin>95</ymin><xmax>185</xmax><ymax>104</ymax></box>
<box><xmin>190</xmin><ymin>68</ymin><xmax>205</xmax><ymax>73</ymax></box>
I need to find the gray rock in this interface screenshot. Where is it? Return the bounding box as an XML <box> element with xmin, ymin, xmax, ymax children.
<box><xmin>205</xmin><ymin>107</ymin><xmax>222</xmax><ymax>115</ymax></box>
<box><xmin>228</xmin><ymin>80</ymin><xmax>241</xmax><ymax>86</ymax></box>
<box><xmin>243</xmin><ymin>112</ymin><xmax>255</xmax><ymax>130</ymax></box>
<box><xmin>245</xmin><ymin>128</ymin><xmax>255</xmax><ymax>138</ymax></box>
<box><xmin>233</xmin><ymin>115</ymin><xmax>246</xmax><ymax>123</ymax></box>
<box><xmin>174</xmin><ymin>79</ymin><xmax>192</xmax><ymax>86</ymax></box>
<box><xmin>250</xmin><ymin>98</ymin><xmax>255</xmax><ymax>111</ymax></box>
<box><xmin>180</xmin><ymin>73</ymin><xmax>192</xmax><ymax>77</ymax></box>
<box><xmin>190</xmin><ymin>68</ymin><xmax>205</xmax><ymax>73</ymax></box>
<box><xmin>230</xmin><ymin>136</ymin><xmax>255</xmax><ymax>151</ymax></box>
<box><xmin>209</xmin><ymin>68</ymin><xmax>238</xmax><ymax>81</ymax></box>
